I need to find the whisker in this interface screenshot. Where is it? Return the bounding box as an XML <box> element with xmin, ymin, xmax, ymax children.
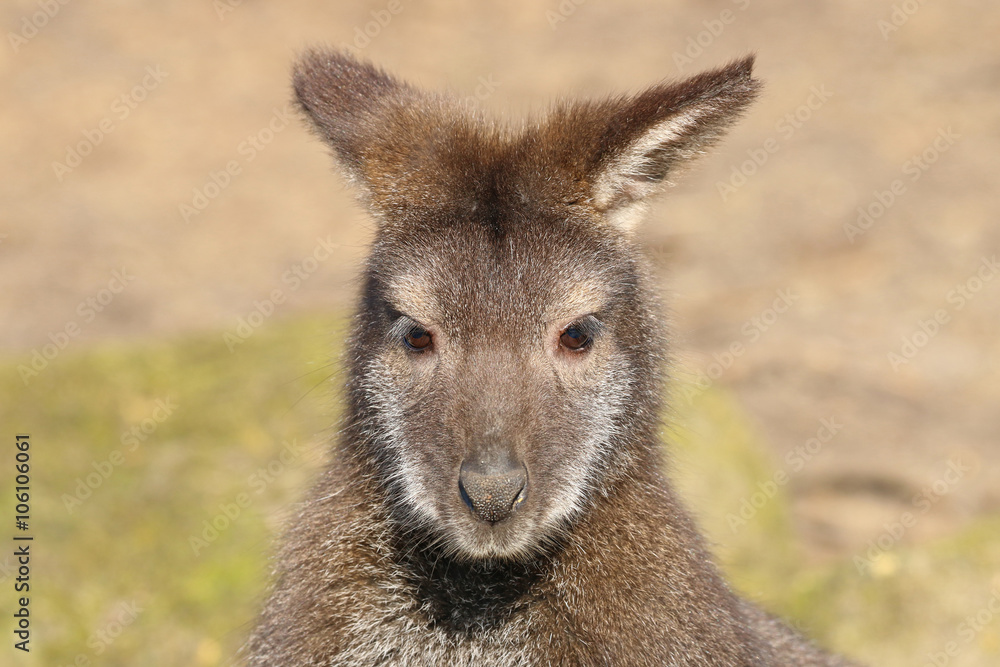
<box><xmin>285</xmin><ymin>371</ymin><xmax>337</xmax><ymax>414</ymax></box>
<box><xmin>281</xmin><ymin>361</ymin><xmax>338</xmax><ymax>385</ymax></box>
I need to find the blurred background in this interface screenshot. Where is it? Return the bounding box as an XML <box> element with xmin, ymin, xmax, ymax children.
<box><xmin>2</xmin><ymin>0</ymin><xmax>998</xmax><ymax>665</ymax></box>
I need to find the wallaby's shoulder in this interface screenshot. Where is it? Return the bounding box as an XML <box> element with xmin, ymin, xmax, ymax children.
<box><xmin>251</xmin><ymin>460</ymin><xmax>776</xmax><ymax>666</ymax></box>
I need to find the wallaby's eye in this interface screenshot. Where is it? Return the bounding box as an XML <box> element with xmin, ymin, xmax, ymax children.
<box><xmin>558</xmin><ymin>315</ymin><xmax>602</xmax><ymax>352</ymax></box>
<box><xmin>559</xmin><ymin>326</ymin><xmax>592</xmax><ymax>352</ymax></box>
<box><xmin>403</xmin><ymin>326</ymin><xmax>432</xmax><ymax>352</ymax></box>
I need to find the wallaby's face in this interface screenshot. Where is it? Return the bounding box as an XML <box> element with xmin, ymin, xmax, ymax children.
<box><xmin>294</xmin><ymin>51</ymin><xmax>760</xmax><ymax>560</ymax></box>
<box><xmin>355</xmin><ymin>202</ymin><xmax>649</xmax><ymax>560</ymax></box>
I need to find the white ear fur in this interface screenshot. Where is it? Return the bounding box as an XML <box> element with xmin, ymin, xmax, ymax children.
<box><xmin>592</xmin><ymin>106</ymin><xmax>709</xmax><ymax>232</ymax></box>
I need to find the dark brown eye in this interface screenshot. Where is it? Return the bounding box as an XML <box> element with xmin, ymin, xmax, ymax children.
<box><xmin>403</xmin><ymin>326</ymin><xmax>432</xmax><ymax>351</ymax></box>
<box><xmin>560</xmin><ymin>326</ymin><xmax>591</xmax><ymax>351</ymax></box>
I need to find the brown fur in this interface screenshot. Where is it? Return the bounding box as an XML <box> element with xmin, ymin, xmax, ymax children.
<box><xmin>242</xmin><ymin>50</ymin><xmax>859</xmax><ymax>666</ymax></box>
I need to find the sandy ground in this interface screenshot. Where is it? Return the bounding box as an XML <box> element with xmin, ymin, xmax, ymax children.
<box><xmin>2</xmin><ymin>0</ymin><xmax>998</xmax><ymax>561</ymax></box>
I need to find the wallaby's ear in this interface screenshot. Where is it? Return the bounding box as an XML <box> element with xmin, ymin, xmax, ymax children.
<box><xmin>553</xmin><ymin>56</ymin><xmax>761</xmax><ymax>231</ymax></box>
<box><xmin>292</xmin><ymin>49</ymin><xmax>422</xmax><ymax>192</ymax></box>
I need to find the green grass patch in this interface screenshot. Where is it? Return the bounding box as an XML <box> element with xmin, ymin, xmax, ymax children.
<box><xmin>672</xmin><ymin>386</ymin><xmax>1000</xmax><ymax>666</ymax></box>
<box><xmin>1</xmin><ymin>315</ymin><xmax>344</xmax><ymax>666</ymax></box>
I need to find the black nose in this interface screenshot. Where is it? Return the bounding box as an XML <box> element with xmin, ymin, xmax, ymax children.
<box><xmin>458</xmin><ymin>457</ymin><xmax>527</xmax><ymax>524</ymax></box>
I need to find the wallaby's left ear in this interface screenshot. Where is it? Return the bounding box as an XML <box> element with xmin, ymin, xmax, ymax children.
<box><xmin>573</xmin><ymin>56</ymin><xmax>761</xmax><ymax>230</ymax></box>
<box><xmin>292</xmin><ymin>49</ymin><xmax>424</xmax><ymax>195</ymax></box>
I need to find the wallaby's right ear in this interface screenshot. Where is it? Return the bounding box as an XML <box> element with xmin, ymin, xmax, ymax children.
<box><xmin>544</xmin><ymin>56</ymin><xmax>762</xmax><ymax>232</ymax></box>
<box><xmin>292</xmin><ymin>49</ymin><xmax>419</xmax><ymax>190</ymax></box>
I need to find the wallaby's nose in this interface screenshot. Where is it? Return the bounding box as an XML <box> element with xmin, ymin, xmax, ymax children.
<box><xmin>458</xmin><ymin>457</ymin><xmax>527</xmax><ymax>524</ymax></box>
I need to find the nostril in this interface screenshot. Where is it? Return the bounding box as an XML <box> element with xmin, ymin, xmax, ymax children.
<box><xmin>458</xmin><ymin>478</ymin><xmax>474</xmax><ymax>511</ymax></box>
<box><xmin>458</xmin><ymin>459</ymin><xmax>527</xmax><ymax>524</ymax></box>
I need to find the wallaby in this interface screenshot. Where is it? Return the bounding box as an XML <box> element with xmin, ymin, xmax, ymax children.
<box><xmin>243</xmin><ymin>50</ymin><xmax>858</xmax><ymax>666</ymax></box>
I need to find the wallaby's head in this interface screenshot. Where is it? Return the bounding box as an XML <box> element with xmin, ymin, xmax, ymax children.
<box><xmin>294</xmin><ymin>51</ymin><xmax>759</xmax><ymax>561</ymax></box>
